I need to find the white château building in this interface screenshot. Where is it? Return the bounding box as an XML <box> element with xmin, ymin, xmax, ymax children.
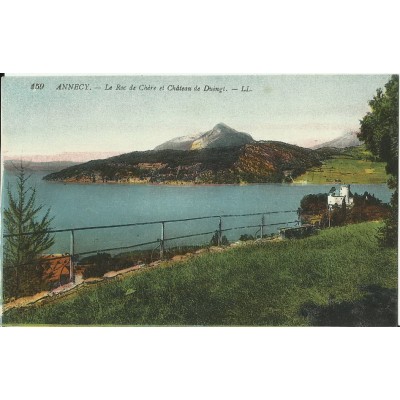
<box><xmin>327</xmin><ymin>184</ymin><xmax>354</xmax><ymax>207</ymax></box>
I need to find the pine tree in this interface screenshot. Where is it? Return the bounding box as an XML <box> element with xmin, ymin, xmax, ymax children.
<box><xmin>3</xmin><ymin>165</ymin><xmax>55</xmax><ymax>299</ymax></box>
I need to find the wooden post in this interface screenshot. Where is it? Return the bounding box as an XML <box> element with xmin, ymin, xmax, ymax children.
<box><xmin>328</xmin><ymin>205</ymin><xmax>331</xmax><ymax>228</ymax></box>
<box><xmin>69</xmin><ymin>229</ymin><xmax>75</xmax><ymax>283</ymax></box>
<box><xmin>160</xmin><ymin>222</ymin><xmax>165</xmax><ymax>259</ymax></box>
<box><xmin>218</xmin><ymin>217</ymin><xmax>222</xmax><ymax>246</ymax></box>
<box><xmin>261</xmin><ymin>214</ymin><xmax>265</xmax><ymax>238</ymax></box>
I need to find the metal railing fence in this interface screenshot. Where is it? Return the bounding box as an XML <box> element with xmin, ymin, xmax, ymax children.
<box><xmin>3</xmin><ymin>209</ymin><xmax>300</xmax><ymax>282</ymax></box>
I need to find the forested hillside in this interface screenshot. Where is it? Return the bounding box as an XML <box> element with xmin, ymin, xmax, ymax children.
<box><xmin>44</xmin><ymin>142</ymin><xmax>322</xmax><ymax>184</ymax></box>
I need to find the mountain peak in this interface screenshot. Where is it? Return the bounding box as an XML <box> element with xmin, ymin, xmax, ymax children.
<box><xmin>154</xmin><ymin>124</ymin><xmax>255</xmax><ymax>151</ymax></box>
<box><xmin>313</xmin><ymin>131</ymin><xmax>361</xmax><ymax>149</ymax></box>
<box><xmin>213</xmin><ymin>122</ymin><xmax>230</xmax><ymax>130</ymax></box>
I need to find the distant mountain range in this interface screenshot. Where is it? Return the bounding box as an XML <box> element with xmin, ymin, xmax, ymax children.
<box><xmin>4</xmin><ymin>152</ymin><xmax>123</xmax><ymax>172</ymax></box>
<box><xmin>312</xmin><ymin>131</ymin><xmax>361</xmax><ymax>149</ymax></box>
<box><xmin>6</xmin><ymin>123</ymin><xmax>366</xmax><ymax>185</ymax></box>
<box><xmin>44</xmin><ymin>134</ymin><xmax>324</xmax><ymax>185</ymax></box>
<box><xmin>4</xmin><ymin>151</ymin><xmax>122</xmax><ymax>164</ymax></box>
<box><xmin>154</xmin><ymin>123</ymin><xmax>255</xmax><ymax>151</ymax></box>
<box><xmin>4</xmin><ymin>160</ymin><xmax>81</xmax><ymax>172</ymax></box>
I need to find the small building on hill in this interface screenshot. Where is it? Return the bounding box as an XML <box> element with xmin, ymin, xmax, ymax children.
<box><xmin>327</xmin><ymin>184</ymin><xmax>354</xmax><ymax>207</ymax></box>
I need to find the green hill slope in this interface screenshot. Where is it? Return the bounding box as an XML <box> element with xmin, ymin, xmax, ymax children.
<box><xmin>295</xmin><ymin>145</ymin><xmax>387</xmax><ymax>184</ymax></box>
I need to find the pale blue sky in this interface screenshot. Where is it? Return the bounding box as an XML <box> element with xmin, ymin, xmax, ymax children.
<box><xmin>1</xmin><ymin>75</ymin><xmax>391</xmax><ymax>157</ymax></box>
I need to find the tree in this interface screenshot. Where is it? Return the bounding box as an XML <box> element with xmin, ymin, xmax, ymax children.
<box><xmin>3</xmin><ymin>165</ymin><xmax>55</xmax><ymax>299</ymax></box>
<box><xmin>358</xmin><ymin>75</ymin><xmax>399</xmax><ymax>246</ymax></box>
<box><xmin>210</xmin><ymin>231</ymin><xmax>229</xmax><ymax>246</ymax></box>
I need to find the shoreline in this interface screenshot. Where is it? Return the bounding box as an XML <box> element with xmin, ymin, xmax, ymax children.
<box><xmin>44</xmin><ymin>179</ymin><xmax>277</xmax><ymax>187</ymax></box>
<box><xmin>43</xmin><ymin>179</ymin><xmax>389</xmax><ymax>187</ymax></box>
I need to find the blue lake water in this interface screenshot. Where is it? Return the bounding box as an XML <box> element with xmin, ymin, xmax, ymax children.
<box><xmin>2</xmin><ymin>171</ymin><xmax>393</xmax><ymax>257</ymax></box>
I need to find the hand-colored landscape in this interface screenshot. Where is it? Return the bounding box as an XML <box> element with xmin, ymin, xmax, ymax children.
<box><xmin>2</xmin><ymin>75</ymin><xmax>398</xmax><ymax>327</ymax></box>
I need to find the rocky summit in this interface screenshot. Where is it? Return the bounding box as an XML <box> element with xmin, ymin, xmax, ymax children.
<box><xmin>154</xmin><ymin>123</ymin><xmax>255</xmax><ymax>151</ymax></box>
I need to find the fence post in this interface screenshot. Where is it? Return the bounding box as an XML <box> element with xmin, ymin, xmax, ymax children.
<box><xmin>328</xmin><ymin>205</ymin><xmax>332</xmax><ymax>228</ymax></box>
<box><xmin>69</xmin><ymin>229</ymin><xmax>75</xmax><ymax>283</ymax></box>
<box><xmin>261</xmin><ymin>214</ymin><xmax>265</xmax><ymax>238</ymax></box>
<box><xmin>218</xmin><ymin>217</ymin><xmax>222</xmax><ymax>246</ymax></box>
<box><xmin>160</xmin><ymin>222</ymin><xmax>165</xmax><ymax>259</ymax></box>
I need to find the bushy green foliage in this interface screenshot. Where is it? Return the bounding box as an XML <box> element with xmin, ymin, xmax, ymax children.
<box><xmin>81</xmin><ymin>253</ymin><xmax>114</xmax><ymax>278</ymax></box>
<box><xmin>299</xmin><ymin>192</ymin><xmax>389</xmax><ymax>227</ymax></box>
<box><xmin>300</xmin><ymin>193</ymin><xmax>328</xmax><ymax>214</ymax></box>
<box><xmin>80</xmin><ymin>246</ymin><xmax>207</xmax><ymax>278</ymax></box>
<box><xmin>378</xmin><ymin>192</ymin><xmax>398</xmax><ymax>247</ymax></box>
<box><xmin>3</xmin><ymin>222</ymin><xmax>397</xmax><ymax>326</ymax></box>
<box><xmin>359</xmin><ymin>76</ymin><xmax>398</xmax><ymax>177</ymax></box>
<box><xmin>210</xmin><ymin>231</ymin><xmax>229</xmax><ymax>246</ymax></box>
<box><xmin>359</xmin><ymin>75</ymin><xmax>399</xmax><ymax>246</ymax></box>
<box><xmin>239</xmin><ymin>234</ymin><xmax>254</xmax><ymax>241</ymax></box>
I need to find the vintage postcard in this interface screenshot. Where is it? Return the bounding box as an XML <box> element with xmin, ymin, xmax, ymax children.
<box><xmin>1</xmin><ymin>74</ymin><xmax>398</xmax><ymax>326</ymax></box>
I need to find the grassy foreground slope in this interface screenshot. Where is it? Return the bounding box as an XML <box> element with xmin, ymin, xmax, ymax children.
<box><xmin>3</xmin><ymin>222</ymin><xmax>397</xmax><ymax>326</ymax></box>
